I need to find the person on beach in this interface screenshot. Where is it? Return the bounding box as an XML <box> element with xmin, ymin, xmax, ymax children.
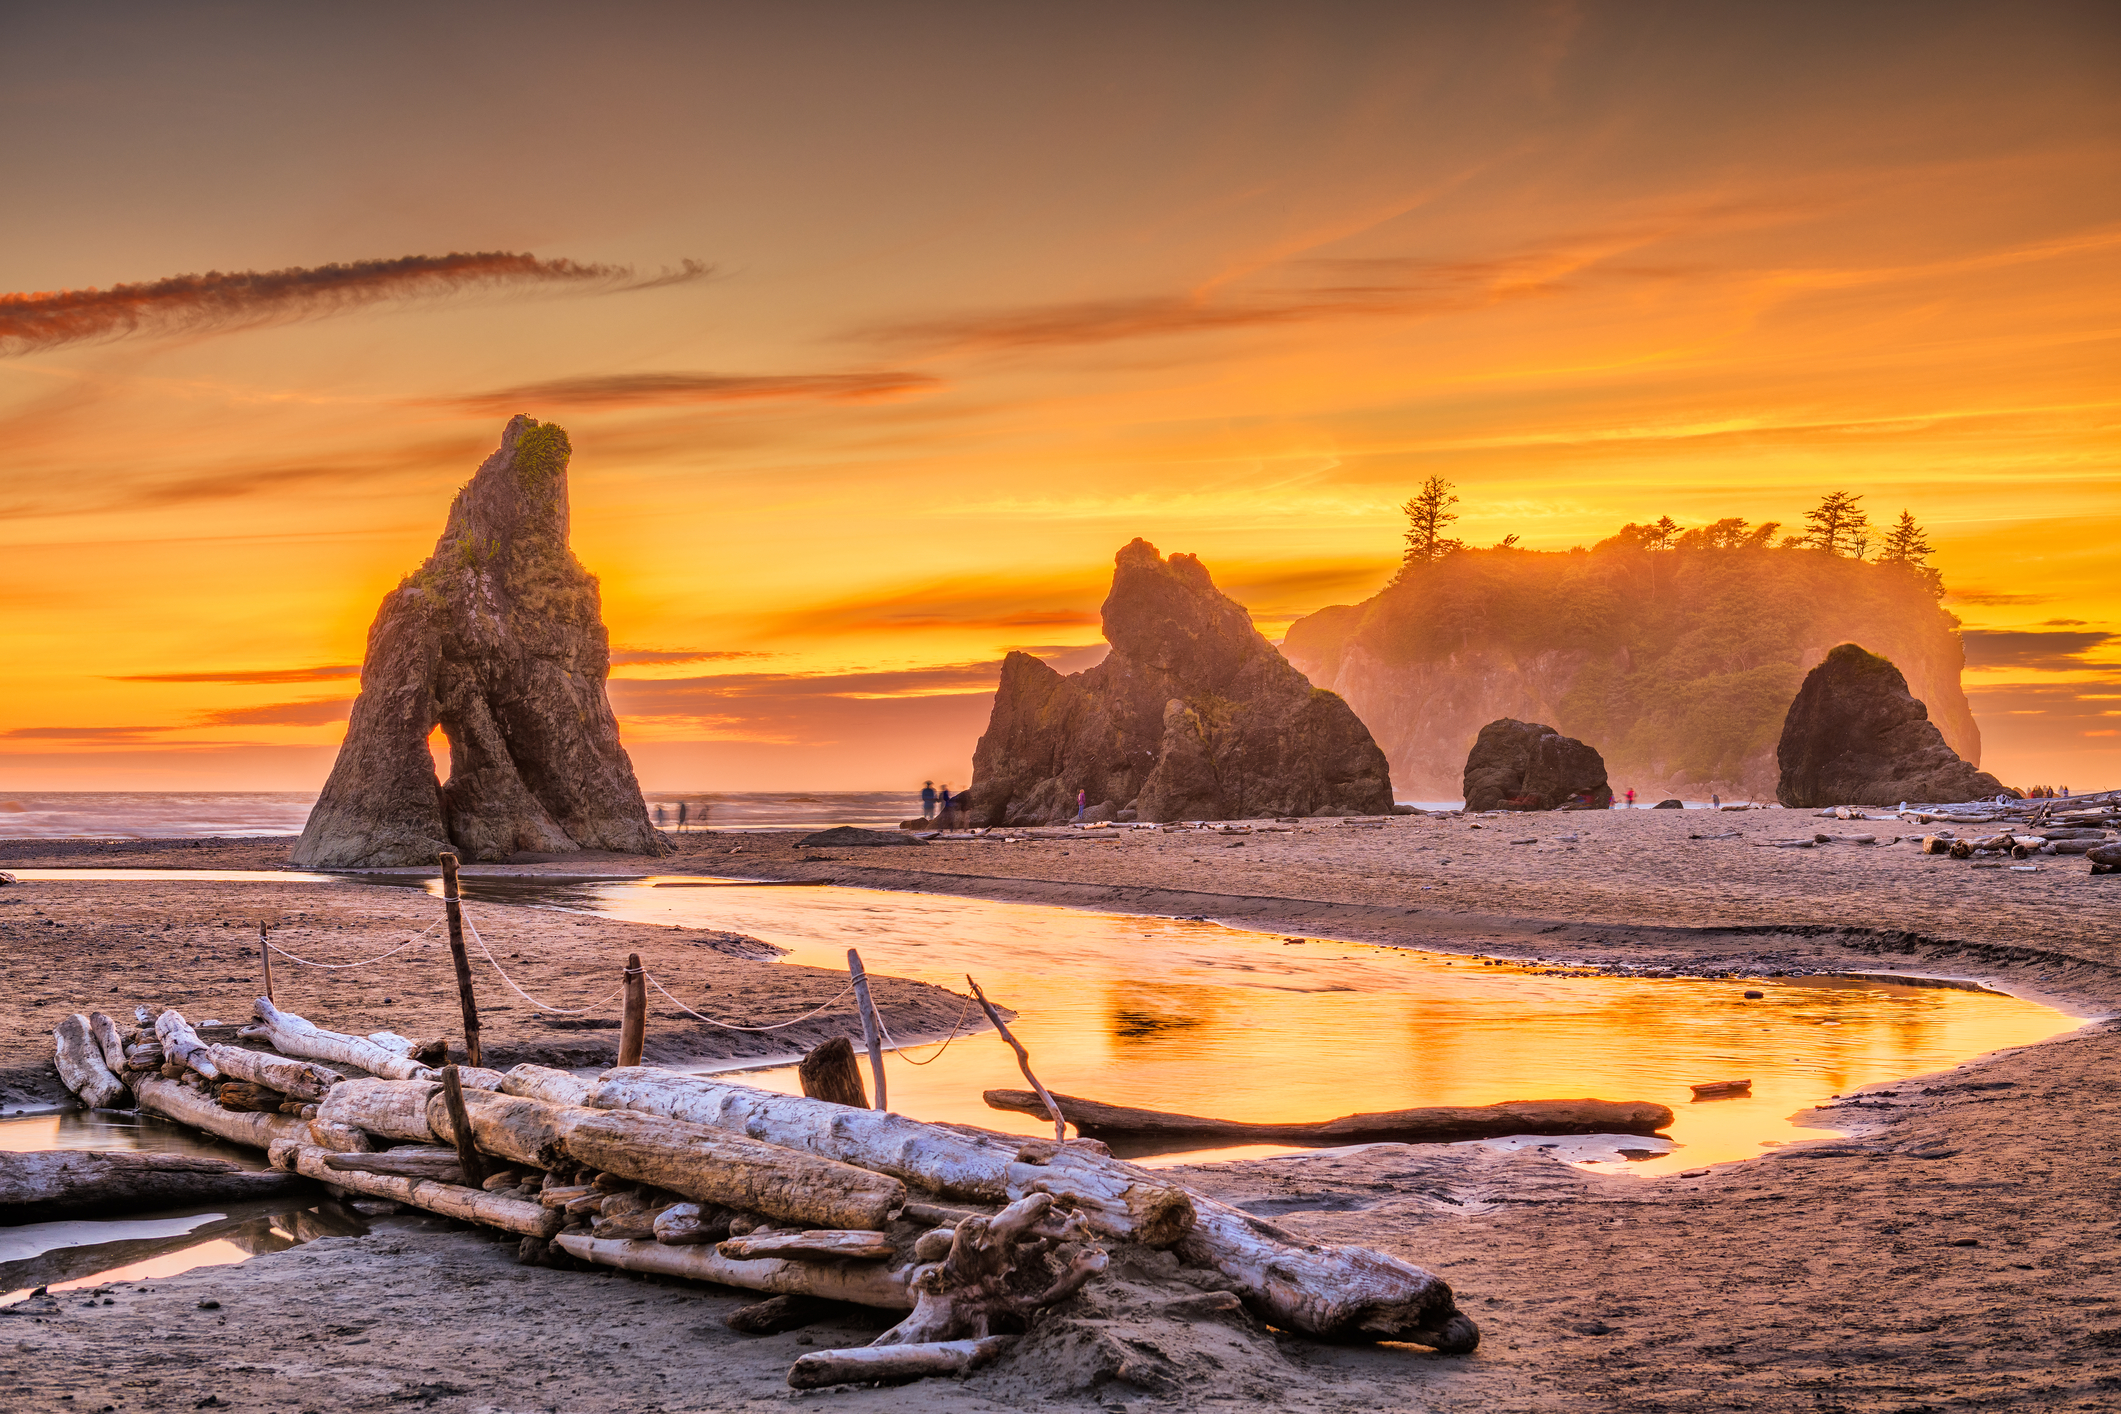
<box><xmin>1624</xmin><ymin>788</ymin><xmax>1636</xmax><ymax>808</ymax></box>
<box><xmin>938</xmin><ymin>786</ymin><xmax>953</xmax><ymax>824</ymax></box>
<box><xmin>677</xmin><ymin>802</ymin><xmax>688</xmax><ymax>832</ymax></box>
<box><xmin>921</xmin><ymin>781</ymin><xmax>937</xmax><ymax>820</ymax></box>
<box><xmin>1076</xmin><ymin>788</ymin><xmax>1087</xmax><ymax>821</ymax></box>
<box><xmin>655</xmin><ymin>804</ymin><xmax>667</xmax><ymax>828</ymax></box>
<box><xmin>1712</xmin><ymin>792</ymin><xmax>1721</xmax><ymax>808</ymax></box>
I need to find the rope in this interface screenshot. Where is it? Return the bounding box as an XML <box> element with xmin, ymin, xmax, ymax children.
<box><xmin>643</xmin><ymin>969</ymin><xmax>857</xmax><ymax>1032</ymax></box>
<box><xmin>461</xmin><ymin>910</ymin><xmax>627</xmax><ymax>1016</ymax></box>
<box><xmin>265</xmin><ymin>919</ymin><xmax>441</xmax><ymax>970</ymax></box>
<box><xmin>872</xmin><ymin>989</ymin><xmax>977</xmax><ymax>1065</ymax></box>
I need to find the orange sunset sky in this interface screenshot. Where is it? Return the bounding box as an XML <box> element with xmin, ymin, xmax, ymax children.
<box><xmin>3</xmin><ymin>3</ymin><xmax>2117</xmax><ymax>796</ymax></box>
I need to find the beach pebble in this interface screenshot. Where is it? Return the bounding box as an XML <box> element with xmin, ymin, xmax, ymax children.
<box><xmin>1743</xmin><ymin>990</ymin><xmax>1765</xmax><ymax>999</ymax></box>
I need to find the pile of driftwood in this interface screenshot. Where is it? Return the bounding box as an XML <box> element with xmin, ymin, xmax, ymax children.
<box><xmin>48</xmin><ymin>996</ymin><xmax>1480</xmax><ymax>1388</ymax></box>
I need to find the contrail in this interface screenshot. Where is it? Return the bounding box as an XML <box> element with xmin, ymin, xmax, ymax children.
<box><xmin>0</xmin><ymin>252</ymin><xmax>710</xmax><ymax>355</ymax></box>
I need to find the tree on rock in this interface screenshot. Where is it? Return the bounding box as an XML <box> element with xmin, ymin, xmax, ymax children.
<box><xmin>1397</xmin><ymin>476</ymin><xmax>1464</xmax><ymax>572</ymax></box>
<box><xmin>1876</xmin><ymin>510</ymin><xmax>1944</xmax><ymax>598</ymax></box>
<box><xmin>1801</xmin><ymin>491</ymin><xmax>1871</xmax><ymax>558</ymax></box>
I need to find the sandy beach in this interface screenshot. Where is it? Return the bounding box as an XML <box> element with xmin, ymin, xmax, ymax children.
<box><xmin>3</xmin><ymin>813</ymin><xmax>2117</xmax><ymax>1410</ymax></box>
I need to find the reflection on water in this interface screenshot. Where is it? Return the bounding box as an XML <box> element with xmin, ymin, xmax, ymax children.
<box><xmin>0</xmin><ymin>1110</ymin><xmax>268</xmax><ymax>1167</ymax></box>
<box><xmin>0</xmin><ymin>1200</ymin><xmax>371</xmax><ymax>1304</ymax></box>
<box><xmin>458</xmin><ymin>877</ymin><xmax>2083</xmax><ymax>1175</ymax></box>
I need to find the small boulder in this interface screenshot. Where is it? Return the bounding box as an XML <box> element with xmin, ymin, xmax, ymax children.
<box><xmin>1776</xmin><ymin>645</ymin><xmax>2011</xmax><ymax>807</ymax></box>
<box><xmin>1463</xmin><ymin>719</ymin><xmax>1613</xmax><ymax>812</ymax></box>
<box><xmin>1652</xmin><ymin>798</ymin><xmax>1683</xmax><ymax>810</ymax></box>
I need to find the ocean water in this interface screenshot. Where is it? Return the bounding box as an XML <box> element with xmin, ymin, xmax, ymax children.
<box><xmin>0</xmin><ymin>790</ymin><xmax>922</xmax><ymax>839</ymax></box>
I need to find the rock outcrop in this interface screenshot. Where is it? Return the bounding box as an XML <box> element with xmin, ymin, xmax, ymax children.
<box><xmin>291</xmin><ymin>417</ymin><xmax>669</xmax><ymax>868</ymax></box>
<box><xmin>1461</xmin><ymin>719</ymin><xmax>1613</xmax><ymax>812</ymax></box>
<box><xmin>968</xmin><ymin>540</ymin><xmax>1394</xmax><ymax>824</ymax></box>
<box><xmin>1775</xmin><ymin>644</ymin><xmax>2011</xmax><ymax>807</ymax></box>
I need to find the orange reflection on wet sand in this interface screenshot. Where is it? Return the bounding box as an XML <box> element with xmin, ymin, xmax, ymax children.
<box><xmin>574</xmin><ymin>881</ymin><xmax>2084</xmax><ymax>1175</ymax></box>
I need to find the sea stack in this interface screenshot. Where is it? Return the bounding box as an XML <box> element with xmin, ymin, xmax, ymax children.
<box><xmin>967</xmin><ymin>538</ymin><xmax>1394</xmax><ymax>824</ymax></box>
<box><xmin>1775</xmin><ymin>643</ymin><xmax>2010</xmax><ymax>807</ymax></box>
<box><xmin>291</xmin><ymin>417</ymin><xmax>669</xmax><ymax>868</ymax></box>
<box><xmin>1461</xmin><ymin>719</ymin><xmax>1613</xmax><ymax>812</ymax></box>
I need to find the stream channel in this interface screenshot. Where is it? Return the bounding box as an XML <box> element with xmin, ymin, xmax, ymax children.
<box><xmin>2</xmin><ymin>868</ymin><xmax>2085</xmax><ymax>1304</ymax></box>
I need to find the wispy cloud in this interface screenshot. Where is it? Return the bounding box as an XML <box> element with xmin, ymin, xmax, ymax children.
<box><xmin>1</xmin><ymin>253</ymin><xmax>710</xmax><ymax>356</ymax></box>
<box><xmin>1961</xmin><ymin>629</ymin><xmax>2115</xmax><ymax>672</ymax></box>
<box><xmin>112</xmin><ymin>664</ymin><xmax>359</xmax><ymax>684</ymax></box>
<box><xmin>609</xmin><ymin>649</ymin><xmax>768</xmax><ymax>667</ymax></box>
<box><xmin>196</xmin><ymin>699</ymin><xmax>353</xmax><ymax>727</ymax></box>
<box><xmin>1</xmin><ymin>726</ymin><xmax>181</xmax><ymax>745</ymax></box>
<box><xmin>434</xmin><ymin>370</ymin><xmax>941</xmax><ymax>417</ymax></box>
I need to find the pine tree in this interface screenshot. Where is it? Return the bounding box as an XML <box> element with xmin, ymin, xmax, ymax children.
<box><xmin>1398</xmin><ymin>476</ymin><xmax>1464</xmax><ymax>570</ymax></box>
<box><xmin>1877</xmin><ymin>509</ymin><xmax>1944</xmax><ymax>597</ymax></box>
<box><xmin>1800</xmin><ymin>491</ymin><xmax>1870</xmax><ymax>557</ymax></box>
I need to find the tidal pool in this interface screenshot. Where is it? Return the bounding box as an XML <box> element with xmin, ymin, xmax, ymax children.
<box><xmin>432</xmin><ymin>875</ymin><xmax>2084</xmax><ymax>1175</ymax></box>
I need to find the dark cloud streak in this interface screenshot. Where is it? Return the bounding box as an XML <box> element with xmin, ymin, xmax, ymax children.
<box><xmin>1</xmin><ymin>253</ymin><xmax>711</xmax><ymax>356</ymax></box>
<box><xmin>112</xmin><ymin>665</ymin><xmax>359</xmax><ymax>684</ymax></box>
<box><xmin>435</xmin><ymin>370</ymin><xmax>941</xmax><ymax>417</ymax></box>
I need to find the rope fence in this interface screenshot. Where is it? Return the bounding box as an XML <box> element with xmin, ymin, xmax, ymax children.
<box><xmin>251</xmin><ymin>896</ymin><xmax>984</xmax><ymax>1061</ymax></box>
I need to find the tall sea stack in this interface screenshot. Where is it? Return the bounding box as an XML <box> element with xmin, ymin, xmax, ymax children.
<box><xmin>968</xmin><ymin>539</ymin><xmax>1394</xmax><ymax>824</ymax></box>
<box><xmin>1775</xmin><ymin>643</ymin><xmax>2010</xmax><ymax>808</ymax></box>
<box><xmin>291</xmin><ymin>417</ymin><xmax>669</xmax><ymax>868</ymax></box>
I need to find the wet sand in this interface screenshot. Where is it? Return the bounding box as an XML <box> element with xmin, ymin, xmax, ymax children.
<box><xmin>3</xmin><ymin>813</ymin><xmax>2118</xmax><ymax>1410</ymax></box>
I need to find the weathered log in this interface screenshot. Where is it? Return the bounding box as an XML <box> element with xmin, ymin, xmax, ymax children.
<box><xmin>249</xmin><ymin>997</ymin><xmax>433</xmax><ymax>1080</ymax></box>
<box><xmin>0</xmin><ymin>1149</ymin><xmax>306</xmax><ymax>1225</ymax></box>
<box><xmin>982</xmin><ymin>1089</ymin><xmax>1675</xmax><ymax>1144</ymax></box>
<box><xmin>1177</xmin><ymin>1196</ymin><xmax>1477</xmax><ymax>1351</ymax></box>
<box><xmin>153</xmin><ymin>1010</ymin><xmax>219</xmax><ymax>1079</ymax></box>
<box><xmin>54</xmin><ymin>1014</ymin><xmax>130</xmax><ymax>1110</ymax></box>
<box><xmin>316</xmin><ymin>1076</ymin><xmax>439</xmax><ymax>1141</ymax></box>
<box><xmin>439</xmin><ymin>1066</ymin><xmax>489</xmax><ymax>1187</ymax></box>
<box><xmin>788</xmin><ymin>1336</ymin><xmax>1017</xmax><ymax>1390</ymax></box>
<box><xmin>321</xmin><ymin>1146</ymin><xmax>465</xmax><ymax>1180</ymax></box>
<box><xmin>719</xmin><ymin>1230</ymin><xmax>898</xmax><ymax>1263</ymax></box>
<box><xmin>554</xmin><ymin>1233</ymin><xmax>915</xmax><ymax>1309</ymax></box>
<box><xmin>422</xmin><ymin>1086</ymin><xmax>909</xmax><ymax>1231</ymax></box>
<box><xmin>134</xmin><ymin>1075</ymin><xmax>305</xmax><ymax>1150</ymax></box>
<box><xmin>203</xmin><ymin>1044</ymin><xmax>344</xmax><ymax>1101</ymax></box>
<box><xmin>586</xmin><ymin>1069</ymin><xmax>1193</xmax><ymax>1246</ymax></box>
<box><xmin>306</xmin><ymin>1119</ymin><xmax>375</xmax><ymax>1153</ymax></box>
<box><xmin>654</xmin><ymin>1201</ymin><xmax>732</xmax><ymax>1245</ymax></box>
<box><xmin>87</xmin><ymin>1011</ymin><xmax>131</xmax><ymax>1076</ymax></box>
<box><xmin>539</xmin><ymin>1183</ymin><xmax>597</xmax><ymax>1209</ymax></box>
<box><xmin>798</xmin><ymin>1038</ymin><xmax>868</xmax><ymax>1109</ymax></box>
<box><xmin>500</xmin><ymin>1063</ymin><xmax>595</xmax><ymax>1107</ymax></box>
<box><xmin>216</xmin><ymin>1081</ymin><xmax>287</xmax><ymax>1113</ymax></box>
<box><xmin>285</xmin><ymin>1145</ymin><xmax>561</xmax><ymax>1238</ymax></box>
<box><xmin>124</xmin><ymin>1041</ymin><xmax>165</xmax><ymax>1071</ymax></box>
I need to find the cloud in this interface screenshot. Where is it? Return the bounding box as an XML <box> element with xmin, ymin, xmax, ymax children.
<box><xmin>196</xmin><ymin>699</ymin><xmax>353</xmax><ymax>727</ymax></box>
<box><xmin>1960</xmin><ymin>629</ymin><xmax>2115</xmax><ymax>671</ymax></box>
<box><xmin>1</xmin><ymin>726</ymin><xmax>177</xmax><ymax>744</ymax></box>
<box><xmin>610</xmin><ymin>662</ymin><xmax>1006</xmax><ymax>714</ymax></box>
<box><xmin>609</xmin><ymin>649</ymin><xmax>769</xmax><ymax>667</ymax></box>
<box><xmin>434</xmin><ymin>370</ymin><xmax>941</xmax><ymax>417</ymax></box>
<box><xmin>1</xmin><ymin>253</ymin><xmax>711</xmax><ymax>356</ymax></box>
<box><xmin>112</xmin><ymin>665</ymin><xmax>359</xmax><ymax>684</ymax></box>
<box><xmin>1948</xmin><ymin>591</ymin><xmax>2054</xmax><ymax>607</ymax></box>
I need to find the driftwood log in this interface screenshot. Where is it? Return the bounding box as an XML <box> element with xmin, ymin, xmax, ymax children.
<box><xmin>280</xmin><ymin>1144</ymin><xmax>561</xmax><ymax>1238</ymax></box>
<box><xmin>788</xmin><ymin>1336</ymin><xmax>1016</xmax><ymax>1389</ymax></box>
<box><xmin>416</xmin><ymin>1084</ymin><xmax>909</xmax><ymax>1231</ymax></box>
<box><xmin>316</xmin><ymin>1076</ymin><xmax>441</xmax><ymax>1140</ymax></box>
<box><xmin>0</xmin><ymin>1149</ymin><xmax>305</xmax><ymax>1224</ymax></box>
<box><xmin>153</xmin><ymin>1011</ymin><xmax>219</xmax><ymax>1080</ymax></box>
<box><xmin>204</xmin><ymin>1044</ymin><xmax>344</xmax><ymax>1101</ymax></box>
<box><xmin>54</xmin><ymin>1014</ymin><xmax>130</xmax><ymax>1109</ymax></box>
<box><xmin>556</xmin><ymin>1232</ymin><xmax>917</xmax><ymax>1308</ymax></box>
<box><xmin>88</xmin><ymin>1011</ymin><xmax>131</xmax><ymax>1076</ymax></box>
<box><xmin>247</xmin><ymin>998</ymin><xmax>433</xmax><ymax>1080</ymax></box>
<box><xmin>881</xmin><ymin>1192</ymin><xmax>1106</xmax><ymax>1345</ymax></box>
<box><xmin>720</xmin><ymin>1230</ymin><xmax>897</xmax><ymax>1263</ymax></box>
<box><xmin>135</xmin><ymin>1076</ymin><xmax>307</xmax><ymax>1149</ymax></box>
<box><xmin>982</xmin><ymin>1089</ymin><xmax>1676</xmax><ymax>1145</ymax></box>
<box><xmin>321</xmin><ymin>1146</ymin><xmax>466</xmax><ymax>1180</ymax></box>
<box><xmin>500</xmin><ymin>1064</ymin><xmax>595</xmax><ymax>1107</ymax></box>
<box><xmin>582</xmin><ymin>1068</ymin><xmax>1194</xmax><ymax>1246</ymax></box>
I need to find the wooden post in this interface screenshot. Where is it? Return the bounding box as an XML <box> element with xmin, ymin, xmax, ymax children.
<box><xmin>618</xmin><ymin>953</ymin><xmax>646</xmax><ymax>1068</ymax></box>
<box><xmin>438</xmin><ymin>851</ymin><xmax>480</xmax><ymax>1068</ymax></box>
<box><xmin>438</xmin><ymin>1063</ymin><xmax>487</xmax><ymax>1188</ymax></box>
<box><xmin>966</xmin><ymin>975</ymin><xmax>1065</xmax><ymax>1142</ymax></box>
<box><xmin>798</xmin><ymin>1037</ymin><xmax>867</xmax><ymax>1108</ymax></box>
<box><xmin>258</xmin><ymin>923</ymin><xmax>274</xmax><ymax>1004</ymax></box>
<box><xmin>846</xmin><ymin>949</ymin><xmax>887</xmax><ymax>1112</ymax></box>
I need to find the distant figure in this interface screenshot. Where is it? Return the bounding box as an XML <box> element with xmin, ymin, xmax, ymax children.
<box><xmin>921</xmin><ymin>781</ymin><xmax>937</xmax><ymax>820</ymax></box>
<box><xmin>938</xmin><ymin>785</ymin><xmax>953</xmax><ymax>824</ymax></box>
<box><xmin>2063</xmin><ymin>786</ymin><xmax>2071</xmax><ymax>798</ymax></box>
<box><xmin>1076</xmin><ymin>788</ymin><xmax>1087</xmax><ymax>821</ymax></box>
<box><xmin>1711</xmin><ymin>792</ymin><xmax>1721</xmax><ymax>808</ymax></box>
<box><xmin>655</xmin><ymin>804</ymin><xmax>667</xmax><ymax>828</ymax></box>
<box><xmin>1624</xmin><ymin>788</ymin><xmax>1636</xmax><ymax>808</ymax></box>
<box><xmin>677</xmin><ymin>801</ymin><xmax>689</xmax><ymax>832</ymax></box>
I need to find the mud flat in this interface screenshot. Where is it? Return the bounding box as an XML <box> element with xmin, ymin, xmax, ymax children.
<box><xmin>3</xmin><ymin>816</ymin><xmax>2118</xmax><ymax>1409</ymax></box>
